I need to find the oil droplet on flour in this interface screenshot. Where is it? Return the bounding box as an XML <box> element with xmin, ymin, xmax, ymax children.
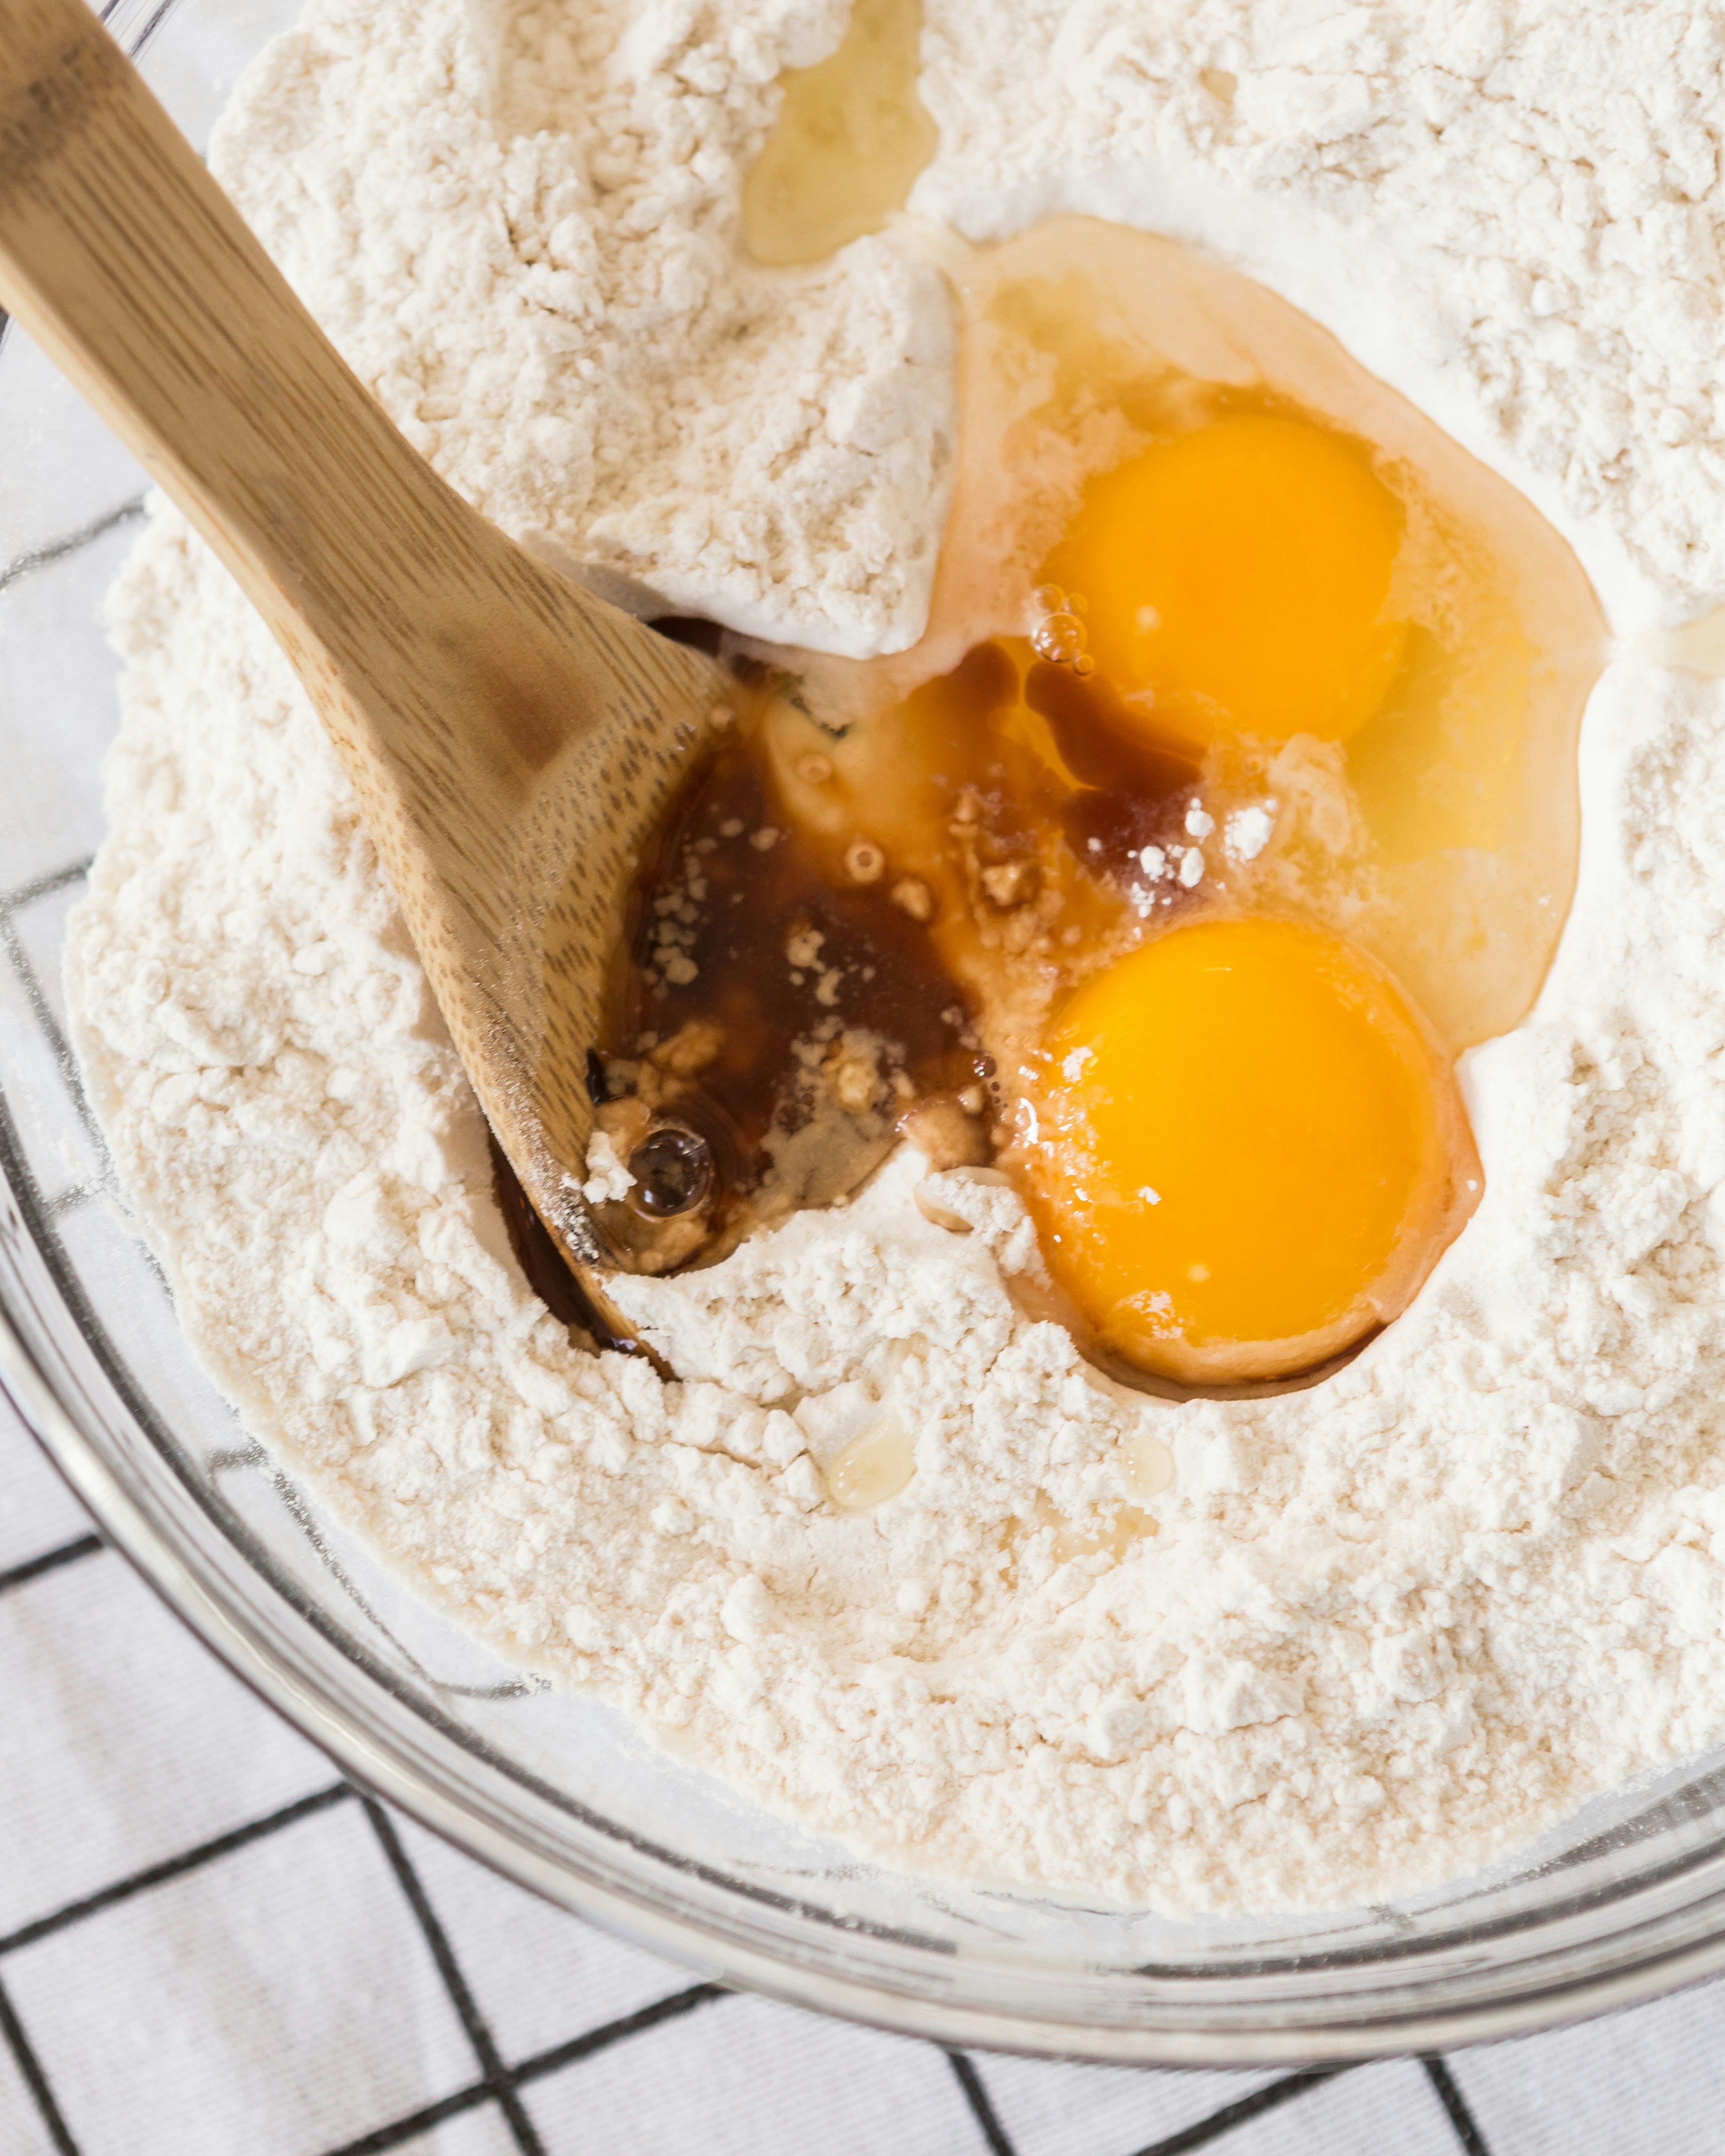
<box><xmin>1638</xmin><ymin>606</ymin><xmax>1725</xmax><ymax>678</ymax></box>
<box><xmin>1049</xmin><ymin>1506</ymin><xmax>1158</xmax><ymax>1565</ymax></box>
<box><xmin>1120</xmin><ymin>1429</ymin><xmax>1174</xmax><ymax>1502</ymax></box>
<box><xmin>743</xmin><ymin>0</ymin><xmax>937</xmax><ymax>267</ymax></box>
<box><xmin>827</xmin><ymin>1412</ymin><xmax>917</xmax><ymax>1510</ymax></box>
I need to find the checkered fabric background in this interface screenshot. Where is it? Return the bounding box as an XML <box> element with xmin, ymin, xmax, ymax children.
<box><xmin>4</xmin><ymin>404</ymin><xmax>1725</xmax><ymax>2156</ymax></box>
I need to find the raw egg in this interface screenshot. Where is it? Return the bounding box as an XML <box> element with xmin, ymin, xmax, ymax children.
<box><xmin>1022</xmin><ymin>916</ymin><xmax>1477</xmax><ymax>1386</ymax></box>
<box><xmin>1043</xmin><ymin>412</ymin><xmax>1409</xmax><ymax>746</ymax></box>
<box><xmin>601</xmin><ymin>216</ymin><xmax>1599</xmax><ymax>1397</ymax></box>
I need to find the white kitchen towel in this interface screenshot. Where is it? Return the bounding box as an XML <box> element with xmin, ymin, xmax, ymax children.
<box><xmin>2</xmin><ymin>1387</ymin><xmax>1723</xmax><ymax>2156</ymax></box>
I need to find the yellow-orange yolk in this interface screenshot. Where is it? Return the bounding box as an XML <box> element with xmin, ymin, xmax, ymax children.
<box><xmin>1023</xmin><ymin>917</ymin><xmax>1475</xmax><ymax>1385</ymax></box>
<box><xmin>1043</xmin><ymin>412</ymin><xmax>1410</xmax><ymax>746</ymax></box>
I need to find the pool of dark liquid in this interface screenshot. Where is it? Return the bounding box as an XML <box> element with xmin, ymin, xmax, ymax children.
<box><xmin>500</xmin><ymin>619</ymin><xmax>1208</xmax><ymax>1314</ymax></box>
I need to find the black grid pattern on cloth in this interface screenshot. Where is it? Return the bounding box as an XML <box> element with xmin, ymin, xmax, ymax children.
<box><xmin>0</xmin><ymin>501</ymin><xmax>1499</xmax><ymax>2156</ymax></box>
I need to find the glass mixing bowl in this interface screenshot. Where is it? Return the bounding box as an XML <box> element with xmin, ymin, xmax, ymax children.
<box><xmin>7</xmin><ymin>0</ymin><xmax>1725</xmax><ymax>2068</ymax></box>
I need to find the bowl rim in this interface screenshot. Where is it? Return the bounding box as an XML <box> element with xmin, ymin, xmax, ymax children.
<box><xmin>11</xmin><ymin>0</ymin><xmax>1725</xmax><ymax>2063</ymax></box>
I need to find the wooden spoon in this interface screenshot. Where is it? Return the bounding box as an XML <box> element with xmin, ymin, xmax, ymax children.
<box><xmin>0</xmin><ymin>0</ymin><xmax>735</xmax><ymax>1335</ymax></box>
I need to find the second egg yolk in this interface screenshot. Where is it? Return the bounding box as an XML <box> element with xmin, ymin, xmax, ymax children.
<box><xmin>1044</xmin><ymin>412</ymin><xmax>1410</xmax><ymax>746</ymax></box>
<box><xmin>1023</xmin><ymin>917</ymin><xmax>1472</xmax><ymax>1386</ymax></box>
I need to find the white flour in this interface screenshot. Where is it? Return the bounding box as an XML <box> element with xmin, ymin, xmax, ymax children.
<box><xmin>222</xmin><ymin>0</ymin><xmax>956</xmax><ymax>656</ymax></box>
<box><xmin>65</xmin><ymin>0</ymin><xmax>1725</xmax><ymax>1913</ymax></box>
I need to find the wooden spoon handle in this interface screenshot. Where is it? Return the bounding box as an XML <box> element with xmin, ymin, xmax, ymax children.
<box><xmin>0</xmin><ymin>0</ymin><xmax>503</xmax><ymax>713</ymax></box>
<box><xmin>0</xmin><ymin>0</ymin><xmax>729</xmax><ymax>1299</ymax></box>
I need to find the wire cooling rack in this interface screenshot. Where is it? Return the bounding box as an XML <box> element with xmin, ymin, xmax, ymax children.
<box><xmin>2</xmin><ymin>494</ymin><xmax>1724</xmax><ymax>2156</ymax></box>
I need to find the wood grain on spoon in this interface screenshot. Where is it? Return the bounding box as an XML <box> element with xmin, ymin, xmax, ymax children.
<box><xmin>0</xmin><ymin>0</ymin><xmax>734</xmax><ymax>1330</ymax></box>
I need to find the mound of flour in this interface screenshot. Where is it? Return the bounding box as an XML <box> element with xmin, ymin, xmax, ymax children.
<box><xmin>66</xmin><ymin>0</ymin><xmax>1725</xmax><ymax>1913</ymax></box>
<box><xmin>220</xmin><ymin>0</ymin><xmax>956</xmax><ymax>654</ymax></box>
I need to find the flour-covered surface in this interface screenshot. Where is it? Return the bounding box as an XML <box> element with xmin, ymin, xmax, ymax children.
<box><xmin>66</xmin><ymin>0</ymin><xmax>1725</xmax><ymax>1914</ymax></box>
<box><xmin>222</xmin><ymin>0</ymin><xmax>956</xmax><ymax>656</ymax></box>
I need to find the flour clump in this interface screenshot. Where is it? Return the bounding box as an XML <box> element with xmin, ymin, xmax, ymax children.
<box><xmin>231</xmin><ymin>0</ymin><xmax>956</xmax><ymax>655</ymax></box>
<box><xmin>65</xmin><ymin>0</ymin><xmax>1725</xmax><ymax>1914</ymax></box>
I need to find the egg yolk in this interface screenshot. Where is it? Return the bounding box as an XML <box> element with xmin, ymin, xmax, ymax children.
<box><xmin>1024</xmin><ymin>916</ymin><xmax>1472</xmax><ymax>1385</ymax></box>
<box><xmin>1043</xmin><ymin>412</ymin><xmax>1410</xmax><ymax>746</ymax></box>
